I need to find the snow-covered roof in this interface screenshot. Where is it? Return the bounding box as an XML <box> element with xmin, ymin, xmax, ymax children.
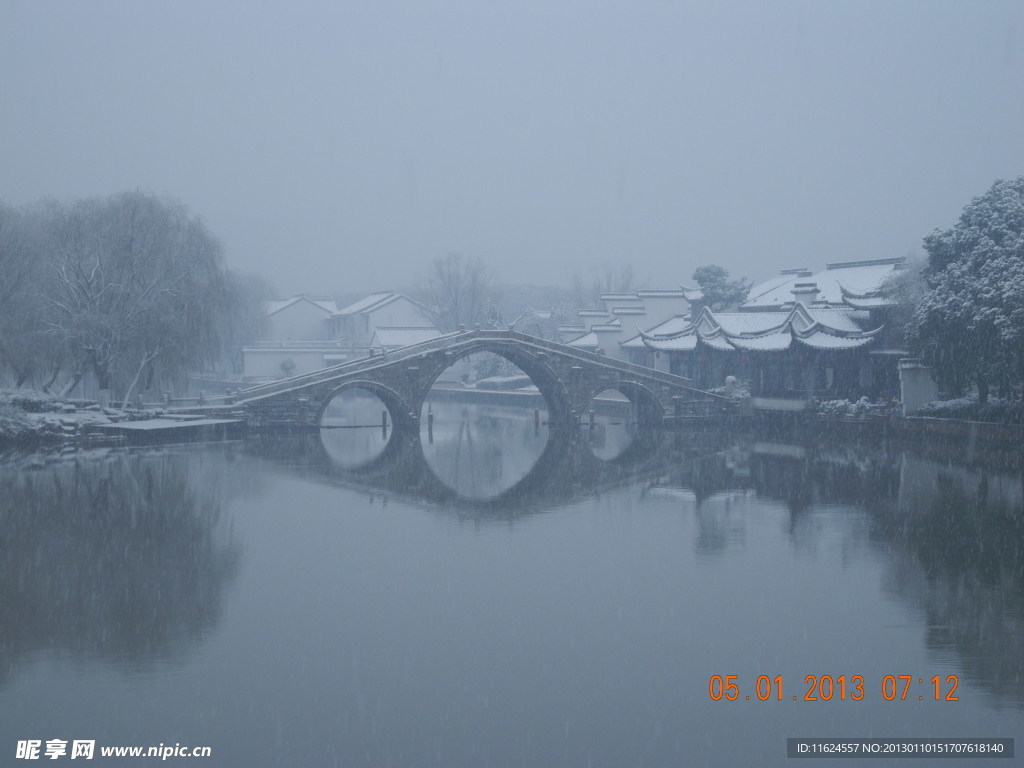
<box><xmin>334</xmin><ymin>291</ymin><xmax>425</xmax><ymax>317</ymax></box>
<box><xmin>741</xmin><ymin>270</ymin><xmax>812</xmax><ymax>310</ymax></box>
<box><xmin>700</xmin><ymin>334</ymin><xmax>735</xmax><ymax>351</ymax></box>
<box><xmin>728</xmin><ymin>332</ymin><xmax>792</xmax><ymax>351</ymax></box>
<box><xmin>709</xmin><ymin>312</ymin><xmax>791</xmax><ymax>335</ymax></box>
<box><xmin>742</xmin><ymin>258</ymin><xmax>903</xmax><ymax>310</ymax></box>
<box><xmin>637</xmin><ymin>287</ymin><xmax>700</xmax><ymax>300</ymax></box>
<box><xmin>644</xmin><ymin>334</ymin><xmax>699</xmax><ymax>351</ymax></box>
<box><xmin>794</xmin><ymin>333</ymin><xmax>875</xmax><ymax>350</ymax></box>
<box><xmin>643</xmin><ymin>315</ymin><xmax>692</xmax><ymax>336</ymax></box>
<box><xmin>510</xmin><ymin>307</ymin><xmax>554</xmax><ymax>325</ymax></box>
<box><xmin>369</xmin><ymin>326</ymin><xmax>442</xmax><ymax>350</ymax></box>
<box><xmin>568</xmin><ymin>331</ymin><xmax>600</xmax><ymax>349</ymax></box>
<box><xmin>800</xmin><ymin>307</ymin><xmax>866</xmax><ymax>333</ymax></box>
<box><xmin>265</xmin><ymin>296</ymin><xmax>338</xmax><ymax>316</ymax></box>
<box><xmin>639</xmin><ymin>304</ymin><xmax>882</xmax><ymax>354</ymax></box>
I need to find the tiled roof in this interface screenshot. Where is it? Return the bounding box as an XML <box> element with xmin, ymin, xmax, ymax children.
<box><xmin>334</xmin><ymin>291</ymin><xmax>426</xmax><ymax>316</ymax></box>
<box><xmin>265</xmin><ymin>296</ymin><xmax>338</xmax><ymax>316</ymax></box>
<box><xmin>639</xmin><ymin>304</ymin><xmax>883</xmax><ymax>354</ymax></box>
<box><xmin>742</xmin><ymin>258</ymin><xmax>904</xmax><ymax>310</ymax></box>
<box><xmin>636</xmin><ymin>287</ymin><xmax>699</xmax><ymax>300</ymax></box>
<box><xmin>568</xmin><ymin>332</ymin><xmax>600</xmax><ymax>349</ymax></box>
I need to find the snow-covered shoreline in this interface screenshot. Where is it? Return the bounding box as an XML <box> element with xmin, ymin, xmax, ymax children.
<box><xmin>0</xmin><ymin>390</ymin><xmax>172</xmax><ymax>447</ymax></box>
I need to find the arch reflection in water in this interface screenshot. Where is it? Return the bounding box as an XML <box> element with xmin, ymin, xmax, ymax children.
<box><xmin>420</xmin><ymin>400</ymin><xmax>550</xmax><ymax>500</ymax></box>
<box><xmin>320</xmin><ymin>386</ymin><xmax>393</xmax><ymax>469</ymax></box>
<box><xmin>579</xmin><ymin>387</ymin><xmax>638</xmax><ymax>461</ymax></box>
<box><xmin>416</xmin><ymin>351</ymin><xmax>553</xmax><ymax>500</ymax></box>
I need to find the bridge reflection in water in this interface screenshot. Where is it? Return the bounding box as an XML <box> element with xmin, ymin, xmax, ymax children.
<box><xmin>251</xmin><ymin>399</ymin><xmax>667</xmax><ymax>513</ymax></box>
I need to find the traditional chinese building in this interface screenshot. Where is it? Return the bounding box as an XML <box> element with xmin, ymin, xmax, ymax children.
<box><xmin>636</xmin><ymin>258</ymin><xmax>908</xmax><ymax>399</ymax></box>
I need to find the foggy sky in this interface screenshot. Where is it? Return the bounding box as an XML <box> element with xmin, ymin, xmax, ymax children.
<box><xmin>2</xmin><ymin>0</ymin><xmax>1022</xmax><ymax>297</ymax></box>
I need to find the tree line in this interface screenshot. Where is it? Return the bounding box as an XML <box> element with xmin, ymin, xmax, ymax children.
<box><xmin>0</xmin><ymin>191</ymin><xmax>271</xmax><ymax>406</ymax></box>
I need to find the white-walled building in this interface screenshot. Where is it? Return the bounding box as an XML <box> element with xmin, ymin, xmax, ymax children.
<box><xmin>263</xmin><ymin>296</ymin><xmax>337</xmax><ymax>341</ymax></box>
<box><xmin>330</xmin><ymin>292</ymin><xmax>431</xmax><ymax>346</ymax></box>
<box><xmin>243</xmin><ymin>292</ymin><xmax>439</xmax><ymax>382</ymax></box>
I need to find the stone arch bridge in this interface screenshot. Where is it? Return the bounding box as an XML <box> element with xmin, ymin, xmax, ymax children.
<box><xmin>220</xmin><ymin>329</ymin><xmax>728</xmax><ymax>432</ymax></box>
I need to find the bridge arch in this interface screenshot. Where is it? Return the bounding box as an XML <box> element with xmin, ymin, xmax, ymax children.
<box><xmin>411</xmin><ymin>339</ymin><xmax>575</xmax><ymax>427</ymax></box>
<box><xmin>578</xmin><ymin>379</ymin><xmax>665</xmax><ymax>428</ymax></box>
<box><xmin>316</xmin><ymin>379</ymin><xmax>414</xmax><ymax>431</ymax></box>
<box><xmin>577</xmin><ymin>379</ymin><xmax>665</xmax><ymax>462</ymax></box>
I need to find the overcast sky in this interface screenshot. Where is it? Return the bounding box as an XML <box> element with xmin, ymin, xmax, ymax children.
<box><xmin>2</xmin><ymin>0</ymin><xmax>1022</xmax><ymax>297</ymax></box>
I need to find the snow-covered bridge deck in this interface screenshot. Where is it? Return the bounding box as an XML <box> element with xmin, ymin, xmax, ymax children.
<box><xmin>216</xmin><ymin>329</ymin><xmax>730</xmax><ymax>431</ymax></box>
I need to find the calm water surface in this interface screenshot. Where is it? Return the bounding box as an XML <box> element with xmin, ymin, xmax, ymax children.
<box><xmin>1</xmin><ymin>403</ymin><xmax>1021</xmax><ymax>767</ymax></box>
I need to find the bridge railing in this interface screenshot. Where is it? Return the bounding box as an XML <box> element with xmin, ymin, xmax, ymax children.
<box><xmin>226</xmin><ymin>329</ymin><xmax>472</xmax><ymax>402</ymax></box>
<box><xmin>472</xmin><ymin>330</ymin><xmax>735</xmax><ymax>401</ymax></box>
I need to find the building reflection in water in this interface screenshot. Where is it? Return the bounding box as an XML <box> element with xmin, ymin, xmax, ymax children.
<box><xmin>648</xmin><ymin>432</ymin><xmax>1024</xmax><ymax>709</ymax></box>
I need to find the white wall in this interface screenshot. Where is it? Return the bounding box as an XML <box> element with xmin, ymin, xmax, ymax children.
<box><xmin>243</xmin><ymin>347</ymin><xmax>346</xmax><ymax>380</ymax></box>
<box><xmin>265</xmin><ymin>301</ymin><xmax>333</xmax><ymax>341</ymax></box>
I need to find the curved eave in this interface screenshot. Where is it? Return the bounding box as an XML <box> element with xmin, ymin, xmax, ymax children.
<box><xmin>729</xmin><ymin>334</ymin><xmax>792</xmax><ymax>351</ymax></box>
<box><xmin>842</xmin><ymin>296</ymin><xmax>893</xmax><ymax>309</ymax></box>
<box><xmin>838</xmin><ymin>282</ymin><xmax>883</xmax><ymax>301</ymax></box>
<box><xmin>795</xmin><ymin>322</ymin><xmax>883</xmax><ymax>340</ymax></box>
<box><xmin>700</xmin><ymin>334</ymin><xmax>734</xmax><ymax>351</ymax></box>
<box><xmin>642</xmin><ymin>334</ymin><xmax>699</xmax><ymax>351</ymax></box>
<box><xmin>795</xmin><ymin>334</ymin><xmax>875</xmax><ymax>350</ymax></box>
<box><xmin>637</xmin><ymin>322</ymin><xmax>698</xmax><ymax>343</ymax></box>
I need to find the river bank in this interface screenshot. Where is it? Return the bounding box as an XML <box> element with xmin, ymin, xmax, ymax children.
<box><xmin>0</xmin><ymin>389</ymin><xmax>185</xmax><ymax>448</ymax></box>
<box><xmin>3</xmin><ymin>385</ymin><xmax>1022</xmax><ymax>459</ymax></box>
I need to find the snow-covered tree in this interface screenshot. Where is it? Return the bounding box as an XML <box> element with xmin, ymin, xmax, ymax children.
<box><xmin>909</xmin><ymin>177</ymin><xmax>1024</xmax><ymax>401</ymax></box>
<box><xmin>0</xmin><ymin>201</ymin><xmax>69</xmax><ymax>389</ymax></box>
<box><xmin>419</xmin><ymin>253</ymin><xmax>498</xmax><ymax>331</ymax></box>
<box><xmin>45</xmin><ymin>191</ymin><xmax>228</xmax><ymax>404</ymax></box>
<box><xmin>692</xmin><ymin>265</ymin><xmax>751</xmax><ymax>311</ymax></box>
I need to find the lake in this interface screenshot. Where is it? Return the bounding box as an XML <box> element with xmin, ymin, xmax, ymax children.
<box><xmin>1</xmin><ymin>401</ymin><xmax>1021</xmax><ymax>766</ymax></box>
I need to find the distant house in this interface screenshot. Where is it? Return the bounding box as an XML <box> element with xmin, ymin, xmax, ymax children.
<box><xmin>509</xmin><ymin>307</ymin><xmax>570</xmax><ymax>340</ymax></box>
<box><xmin>242</xmin><ymin>291</ymin><xmax>438</xmax><ymax>382</ymax></box>
<box><xmin>330</xmin><ymin>292</ymin><xmax>430</xmax><ymax>346</ymax></box>
<box><xmin>565</xmin><ymin>288</ymin><xmax>699</xmax><ymax>364</ymax></box>
<box><xmin>263</xmin><ymin>296</ymin><xmax>338</xmax><ymax>341</ymax></box>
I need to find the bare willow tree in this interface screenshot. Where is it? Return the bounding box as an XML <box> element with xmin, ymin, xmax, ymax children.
<box><xmin>218</xmin><ymin>270</ymin><xmax>276</xmax><ymax>374</ymax></box>
<box><xmin>0</xmin><ymin>202</ymin><xmax>37</xmax><ymax>311</ymax></box>
<box><xmin>420</xmin><ymin>253</ymin><xmax>499</xmax><ymax>331</ymax></box>
<box><xmin>0</xmin><ymin>201</ymin><xmax>68</xmax><ymax>389</ymax></box>
<box><xmin>569</xmin><ymin>263</ymin><xmax>635</xmax><ymax>308</ymax></box>
<box><xmin>45</xmin><ymin>191</ymin><xmax>227</xmax><ymax>405</ymax></box>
